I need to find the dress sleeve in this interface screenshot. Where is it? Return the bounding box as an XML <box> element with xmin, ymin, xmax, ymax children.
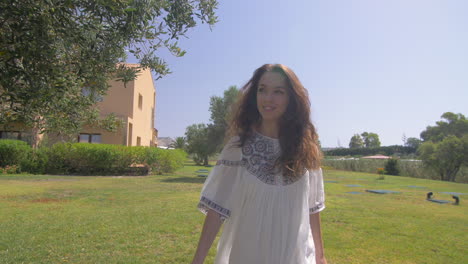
<box><xmin>308</xmin><ymin>168</ymin><xmax>325</xmax><ymax>214</ymax></box>
<box><xmin>197</xmin><ymin>137</ymin><xmax>242</xmax><ymax>221</ymax></box>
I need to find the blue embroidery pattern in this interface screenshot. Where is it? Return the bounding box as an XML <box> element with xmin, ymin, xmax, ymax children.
<box><xmin>198</xmin><ymin>196</ymin><xmax>231</xmax><ymax>220</ymax></box>
<box><xmin>241</xmin><ymin>132</ymin><xmax>281</xmax><ymax>185</ymax></box>
<box><xmin>216</xmin><ymin>159</ymin><xmax>246</xmax><ymax>167</ymax></box>
<box><xmin>309</xmin><ymin>203</ymin><xmax>325</xmax><ymax>214</ymax></box>
<box><xmin>215</xmin><ymin>132</ymin><xmax>304</xmax><ymax>185</ymax></box>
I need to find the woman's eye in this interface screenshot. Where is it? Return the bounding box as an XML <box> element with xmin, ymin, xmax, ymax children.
<box><xmin>258</xmin><ymin>87</ymin><xmax>264</xmax><ymax>93</ymax></box>
<box><xmin>275</xmin><ymin>90</ymin><xmax>284</xmax><ymax>94</ymax></box>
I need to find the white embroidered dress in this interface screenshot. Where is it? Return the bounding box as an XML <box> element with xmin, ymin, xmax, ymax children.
<box><xmin>198</xmin><ymin>132</ymin><xmax>325</xmax><ymax>264</ymax></box>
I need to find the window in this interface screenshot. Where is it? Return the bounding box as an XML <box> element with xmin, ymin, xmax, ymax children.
<box><xmin>0</xmin><ymin>131</ymin><xmax>21</xmax><ymax>140</ymax></box>
<box><xmin>91</xmin><ymin>134</ymin><xmax>102</xmax><ymax>143</ymax></box>
<box><xmin>128</xmin><ymin>123</ymin><xmax>133</xmax><ymax>146</ymax></box>
<box><xmin>0</xmin><ymin>131</ymin><xmax>34</xmax><ymax>144</ymax></box>
<box><xmin>78</xmin><ymin>133</ymin><xmax>101</xmax><ymax>143</ymax></box>
<box><xmin>78</xmin><ymin>134</ymin><xmax>90</xmax><ymax>143</ymax></box>
<box><xmin>136</xmin><ymin>137</ymin><xmax>141</xmax><ymax>146</ymax></box>
<box><xmin>138</xmin><ymin>94</ymin><xmax>143</xmax><ymax>110</ymax></box>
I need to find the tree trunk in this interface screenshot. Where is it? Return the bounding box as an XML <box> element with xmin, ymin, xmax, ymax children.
<box><xmin>30</xmin><ymin>116</ymin><xmax>46</xmax><ymax>149</ymax></box>
<box><xmin>30</xmin><ymin>124</ymin><xmax>41</xmax><ymax>149</ymax></box>
<box><xmin>438</xmin><ymin>168</ymin><xmax>447</xmax><ymax>181</ymax></box>
<box><xmin>447</xmin><ymin>166</ymin><xmax>461</xmax><ymax>182</ymax></box>
<box><xmin>203</xmin><ymin>156</ymin><xmax>208</xmax><ymax>166</ymax></box>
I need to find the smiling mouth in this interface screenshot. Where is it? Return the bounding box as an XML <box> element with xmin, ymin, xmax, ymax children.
<box><xmin>263</xmin><ymin>106</ymin><xmax>275</xmax><ymax>111</ymax></box>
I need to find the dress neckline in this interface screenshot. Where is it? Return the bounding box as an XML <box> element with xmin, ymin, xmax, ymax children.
<box><xmin>253</xmin><ymin>130</ymin><xmax>279</xmax><ymax>142</ymax></box>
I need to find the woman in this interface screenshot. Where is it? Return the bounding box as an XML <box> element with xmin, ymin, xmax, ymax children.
<box><xmin>191</xmin><ymin>64</ymin><xmax>327</xmax><ymax>264</ymax></box>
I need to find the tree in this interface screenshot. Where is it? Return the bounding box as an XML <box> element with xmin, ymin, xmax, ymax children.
<box><xmin>420</xmin><ymin>112</ymin><xmax>468</xmax><ymax>142</ymax></box>
<box><xmin>418</xmin><ymin>112</ymin><xmax>468</xmax><ymax>182</ymax></box>
<box><xmin>419</xmin><ymin>135</ymin><xmax>468</xmax><ymax>182</ymax></box>
<box><xmin>349</xmin><ymin>134</ymin><xmax>364</xmax><ymax>148</ymax></box>
<box><xmin>170</xmin><ymin>136</ymin><xmax>186</xmax><ymax>150</ymax></box>
<box><xmin>384</xmin><ymin>158</ymin><xmax>400</xmax><ymax>176</ymax></box>
<box><xmin>185</xmin><ymin>124</ymin><xmax>216</xmax><ymax>166</ymax></box>
<box><xmin>185</xmin><ymin>86</ymin><xmax>239</xmax><ymax>165</ymax></box>
<box><xmin>208</xmin><ymin>86</ymin><xmax>240</xmax><ymax>151</ymax></box>
<box><xmin>348</xmin><ymin>132</ymin><xmax>381</xmax><ymax>148</ymax></box>
<box><xmin>405</xmin><ymin>137</ymin><xmax>422</xmax><ymax>149</ymax></box>
<box><xmin>0</xmin><ymin>0</ymin><xmax>218</xmax><ymax>145</ymax></box>
<box><xmin>361</xmin><ymin>132</ymin><xmax>381</xmax><ymax>148</ymax></box>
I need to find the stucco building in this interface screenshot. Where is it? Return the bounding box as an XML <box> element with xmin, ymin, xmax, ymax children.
<box><xmin>0</xmin><ymin>64</ymin><xmax>158</xmax><ymax>147</ymax></box>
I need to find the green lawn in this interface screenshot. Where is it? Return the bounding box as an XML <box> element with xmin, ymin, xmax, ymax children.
<box><xmin>1</xmin><ymin>164</ymin><xmax>467</xmax><ymax>264</ymax></box>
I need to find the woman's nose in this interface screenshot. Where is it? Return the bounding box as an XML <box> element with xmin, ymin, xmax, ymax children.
<box><xmin>263</xmin><ymin>91</ymin><xmax>273</xmax><ymax>101</ymax></box>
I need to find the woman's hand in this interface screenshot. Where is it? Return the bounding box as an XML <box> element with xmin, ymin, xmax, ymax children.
<box><xmin>315</xmin><ymin>256</ymin><xmax>328</xmax><ymax>264</ymax></box>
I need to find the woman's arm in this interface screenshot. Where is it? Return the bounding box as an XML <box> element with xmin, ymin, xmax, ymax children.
<box><xmin>191</xmin><ymin>209</ymin><xmax>223</xmax><ymax>264</ymax></box>
<box><xmin>310</xmin><ymin>212</ymin><xmax>327</xmax><ymax>264</ymax></box>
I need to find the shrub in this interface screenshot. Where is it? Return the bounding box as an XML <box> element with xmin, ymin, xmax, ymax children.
<box><xmin>49</xmin><ymin>143</ymin><xmax>136</xmax><ymax>175</ymax></box>
<box><xmin>44</xmin><ymin>143</ymin><xmax>186</xmax><ymax>175</ymax></box>
<box><xmin>163</xmin><ymin>149</ymin><xmax>186</xmax><ymax>172</ymax></box>
<box><xmin>20</xmin><ymin>147</ymin><xmax>49</xmax><ymax>174</ymax></box>
<box><xmin>7</xmin><ymin>165</ymin><xmax>20</xmax><ymax>174</ymax></box>
<box><xmin>0</xmin><ymin>139</ymin><xmax>32</xmax><ymax>167</ymax></box>
<box><xmin>135</xmin><ymin>147</ymin><xmax>186</xmax><ymax>174</ymax></box>
<box><xmin>67</xmin><ymin>143</ymin><xmax>127</xmax><ymax>175</ymax></box>
<box><xmin>1</xmin><ymin>165</ymin><xmax>21</xmax><ymax>174</ymax></box>
<box><xmin>384</xmin><ymin>158</ymin><xmax>400</xmax><ymax>176</ymax></box>
<box><xmin>0</xmin><ymin>140</ymin><xmax>187</xmax><ymax>176</ymax></box>
<box><xmin>45</xmin><ymin>143</ymin><xmax>74</xmax><ymax>174</ymax></box>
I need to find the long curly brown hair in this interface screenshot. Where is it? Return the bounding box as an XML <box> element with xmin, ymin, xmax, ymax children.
<box><xmin>227</xmin><ymin>64</ymin><xmax>322</xmax><ymax>175</ymax></box>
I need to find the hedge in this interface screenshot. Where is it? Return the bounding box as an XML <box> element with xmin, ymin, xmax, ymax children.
<box><xmin>45</xmin><ymin>143</ymin><xmax>186</xmax><ymax>175</ymax></box>
<box><xmin>322</xmin><ymin>158</ymin><xmax>468</xmax><ymax>183</ymax></box>
<box><xmin>324</xmin><ymin>145</ymin><xmax>416</xmax><ymax>157</ymax></box>
<box><xmin>0</xmin><ymin>140</ymin><xmax>186</xmax><ymax>175</ymax></box>
<box><xmin>0</xmin><ymin>139</ymin><xmax>32</xmax><ymax>169</ymax></box>
<box><xmin>45</xmin><ymin>143</ymin><xmax>134</xmax><ymax>175</ymax></box>
<box><xmin>128</xmin><ymin>146</ymin><xmax>186</xmax><ymax>174</ymax></box>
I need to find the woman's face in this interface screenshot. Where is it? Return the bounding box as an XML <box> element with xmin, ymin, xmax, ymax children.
<box><xmin>256</xmin><ymin>71</ymin><xmax>290</xmax><ymax>125</ymax></box>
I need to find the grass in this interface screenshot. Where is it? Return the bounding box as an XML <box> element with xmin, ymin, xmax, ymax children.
<box><xmin>1</xmin><ymin>163</ymin><xmax>467</xmax><ymax>264</ymax></box>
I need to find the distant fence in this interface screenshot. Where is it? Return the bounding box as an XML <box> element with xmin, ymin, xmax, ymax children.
<box><xmin>324</xmin><ymin>145</ymin><xmax>416</xmax><ymax>156</ymax></box>
<box><xmin>322</xmin><ymin>158</ymin><xmax>468</xmax><ymax>183</ymax></box>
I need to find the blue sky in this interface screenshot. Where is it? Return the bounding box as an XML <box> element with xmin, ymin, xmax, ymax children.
<box><xmin>129</xmin><ymin>0</ymin><xmax>468</xmax><ymax>148</ymax></box>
